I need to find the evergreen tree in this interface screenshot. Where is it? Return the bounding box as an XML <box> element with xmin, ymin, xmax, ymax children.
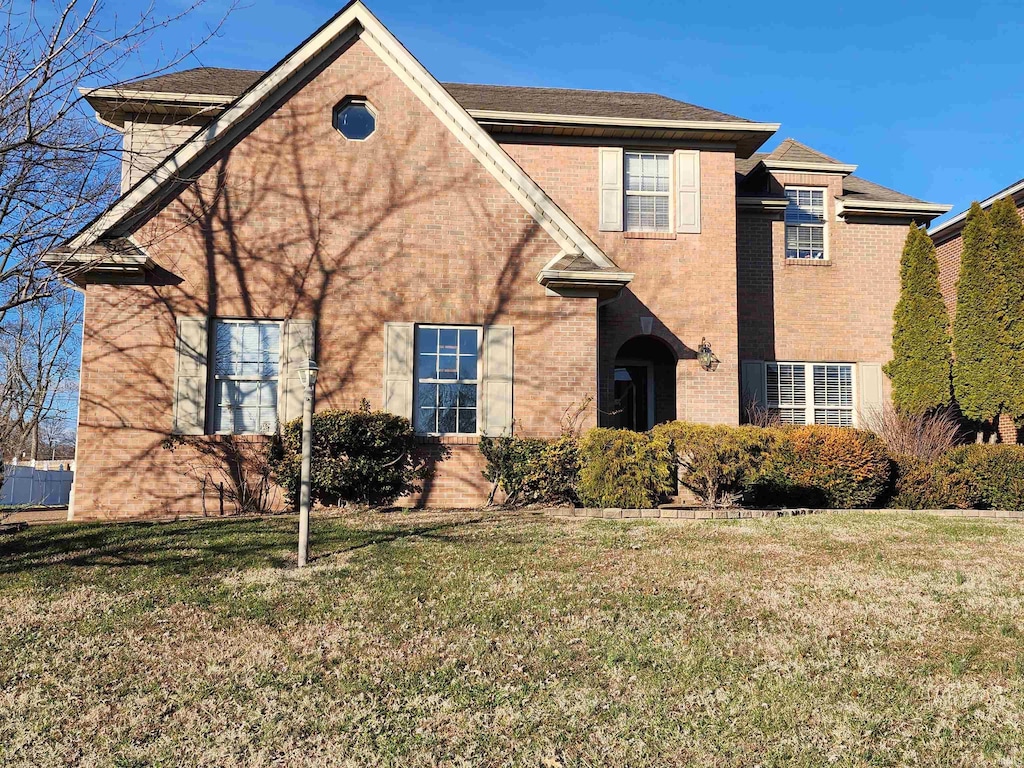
<box><xmin>989</xmin><ymin>196</ymin><xmax>1024</xmax><ymax>421</ymax></box>
<box><xmin>884</xmin><ymin>225</ymin><xmax>952</xmax><ymax>413</ymax></box>
<box><xmin>952</xmin><ymin>203</ymin><xmax>1004</xmax><ymax>424</ymax></box>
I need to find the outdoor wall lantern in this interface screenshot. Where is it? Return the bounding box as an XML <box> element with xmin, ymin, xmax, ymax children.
<box><xmin>697</xmin><ymin>338</ymin><xmax>720</xmax><ymax>372</ymax></box>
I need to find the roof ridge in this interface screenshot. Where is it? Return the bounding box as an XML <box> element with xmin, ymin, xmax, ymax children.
<box><xmin>772</xmin><ymin>137</ymin><xmax>845</xmax><ymax>165</ymax></box>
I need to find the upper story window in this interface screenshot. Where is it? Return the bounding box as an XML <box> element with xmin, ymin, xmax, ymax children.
<box><xmin>784</xmin><ymin>187</ymin><xmax>827</xmax><ymax>260</ymax></box>
<box><xmin>766</xmin><ymin>362</ymin><xmax>853</xmax><ymax>426</ymax></box>
<box><xmin>624</xmin><ymin>152</ymin><xmax>671</xmax><ymax>232</ymax></box>
<box><xmin>415</xmin><ymin>326</ymin><xmax>480</xmax><ymax>435</ymax></box>
<box><xmin>333</xmin><ymin>98</ymin><xmax>376</xmax><ymax>141</ymax></box>
<box><xmin>213</xmin><ymin>320</ymin><xmax>281</xmax><ymax>434</ymax></box>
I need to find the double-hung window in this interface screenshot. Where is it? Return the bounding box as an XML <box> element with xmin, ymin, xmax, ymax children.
<box><xmin>625</xmin><ymin>152</ymin><xmax>671</xmax><ymax>232</ymax></box>
<box><xmin>212</xmin><ymin>320</ymin><xmax>281</xmax><ymax>434</ymax></box>
<box><xmin>766</xmin><ymin>362</ymin><xmax>854</xmax><ymax>426</ymax></box>
<box><xmin>415</xmin><ymin>326</ymin><xmax>480</xmax><ymax>435</ymax></box>
<box><xmin>784</xmin><ymin>187</ymin><xmax>827</xmax><ymax>260</ymax></box>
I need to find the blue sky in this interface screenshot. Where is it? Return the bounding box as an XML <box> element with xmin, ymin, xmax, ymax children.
<box><xmin>116</xmin><ymin>0</ymin><xmax>1024</xmax><ymax>225</ymax></box>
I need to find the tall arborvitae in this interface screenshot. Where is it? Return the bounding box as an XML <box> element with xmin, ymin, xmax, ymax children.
<box><xmin>884</xmin><ymin>224</ymin><xmax>952</xmax><ymax>413</ymax></box>
<box><xmin>952</xmin><ymin>202</ymin><xmax>1003</xmax><ymax>425</ymax></box>
<box><xmin>989</xmin><ymin>196</ymin><xmax>1024</xmax><ymax>421</ymax></box>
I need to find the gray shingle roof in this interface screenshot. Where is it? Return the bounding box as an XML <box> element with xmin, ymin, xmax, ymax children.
<box><xmin>736</xmin><ymin>141</ymin><xmax>929</xmax><ymax>206</ymax></box>
<box><xmin>109</xmin><ymin>67</ymin><xmax>753</xmax><ymax>123</ymax></box>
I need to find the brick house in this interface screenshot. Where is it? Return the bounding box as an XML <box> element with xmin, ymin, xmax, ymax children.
<box><xmin>48</xmin><ymin>1</ymin><xmax>949</xmax><ymax>519</ymax></box>
<box><xmin>929</xmin><ymin>177</ymin><xmax>1024</xmax><ymax>443</ymax></box>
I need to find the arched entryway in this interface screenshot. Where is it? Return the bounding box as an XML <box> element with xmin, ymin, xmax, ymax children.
<box><xmin>612</xmin><ymin>336</ymin><xmax>677</xmax><ymax>431</ymax></box>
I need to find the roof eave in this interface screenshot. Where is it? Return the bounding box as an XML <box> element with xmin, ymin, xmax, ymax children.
<box><xmin>837</xmin><ymin>198</ymin><xmax>952</xmax><ymax>220</ymax></box>
<box><xmin>928</xmin><ymin>177</ymin><xmax>1024</xmax><ymax>241</ymax></box>
<box><xmin>762</xmin><ymin>159</ymin><xmax>858</xmax><ymax>175</ymax></box>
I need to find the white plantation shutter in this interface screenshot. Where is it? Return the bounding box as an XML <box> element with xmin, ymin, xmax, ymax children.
<box><xmin>383</xmin><ymin>322</ymin><xmax>415</xmax><ymax>419</ymax></box>
<box><xmin>857</xmin><ymin>363</ymin><xmax>883</xmax><ymax>426</ymax></box>
<box><xmin>675</xmin><ymin>150</ymin><xmax>701</xmax><ymax>233</ymax></box>
<box><xmin>480</xmin><ymin>325</ymin><xmax>513</xmax><ymax>437</ymax></box>
<box><xmin>598</xmin><ymin>147</ymin><xmax>624</xmax><ymax>232</ymax></box>
<box><xmin>279</xmin><ymin>319</ymin><xmax>315</xmax><ymax>426</ymax></box>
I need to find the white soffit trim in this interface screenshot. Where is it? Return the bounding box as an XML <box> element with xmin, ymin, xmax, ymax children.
<box><xmin>837</xmin><ymin>199</ymin><xmax>952</xmax><ymax>217</ymax></box>
<box><xmin>929</xmin><ymin>177</ymin><xmax>1024</xmax><ymax>239</ymax></box>
<box><xmin>467</xmin><ymin>109</ymin><xmax>780</xmax><ymax>134</ymax></box>
<box><xmin>763</xmin><ymin>159</ymin><xmax>858</xmax><ymax>174</ymax></box>
<box><xmin>70</xmin><ymin>0</ymin><xmax>619</xmax><ymax>274</ymax></box>
<box><xmin>81</xmin><ymin>87</ymin><xmax>234</xmax><ymax>106</ymax></box>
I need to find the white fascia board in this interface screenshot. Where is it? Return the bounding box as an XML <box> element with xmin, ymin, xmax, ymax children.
<box><xmin>736</xmin><ymin>196</ymin><xmax>789</xmax><ymax>210</ymax></box>
<box><xmin>80</xmin><ymin>87</ymin><xmax>234</xmax><ymax>107</ymax></box>
<box><xmin>538</xmin><ymin>268</ymin><xmax>634</xmax><ymax>283</ymax></box>
<box><xmin>929</xmin><ymin>177</ymin><xmax>1024</xmax><ymax>238</ymax></box>
<box><xmin>468</xmin><ymin>108</ymin><xmax>779</xmax><ymax>135</ymax></box>
<box><xmin>837</xmin><ymin>198</ymin><xmax>952</xmax><ymax>217</ymax></box>
<box><xmin>763</xmin><ymin>159</ymin><xmax>858</xmax><ymax>174</ymax></box>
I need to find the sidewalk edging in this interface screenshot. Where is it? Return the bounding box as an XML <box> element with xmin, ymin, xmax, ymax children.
<box><xmin>541</xmin><ymin>507</ymin><xmax>1024</xmax><ymax>521</ymax></box>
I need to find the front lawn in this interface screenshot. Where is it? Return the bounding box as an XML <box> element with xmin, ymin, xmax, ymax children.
<box><xmin>2</xmin><ymin>511</ymin><xmax>1023</xmax><ymax>766</ymax></box>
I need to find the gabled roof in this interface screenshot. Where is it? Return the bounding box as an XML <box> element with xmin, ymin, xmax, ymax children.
<box><xmin>735</xmin><ymin>140</ymin><xmax>950</xmax><ymax>220</ymax></box>
<box><xmin>929</xmin><ymin>175</ymin><xmax>1024</xmax><ymax>244</ymax></box>
<box><xmin>62</xmin><ymin>1</ymin><xmax>632</xmax><ymax>291</ymax></box>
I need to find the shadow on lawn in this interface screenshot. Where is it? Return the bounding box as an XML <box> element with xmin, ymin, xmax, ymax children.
<box><xmin>0</xmin><ymin>515</ymin><xmax>485</xmax><ymax>576</ymax></box>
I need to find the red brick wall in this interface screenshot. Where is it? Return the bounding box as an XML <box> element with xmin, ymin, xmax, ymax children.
<box><xmin>72</xmin><ymin>38</ymin><xmax>598</xmax><ymax>519</ymax></box>
<box><xmin>504</xmin><ymin>144</ymin><xmax>741</xmax><ymax>425</ymax></box>
<box><xmin>737</xmin><ymin>170</ymin><xmax>915</xmax><ymax>405</ymax></box>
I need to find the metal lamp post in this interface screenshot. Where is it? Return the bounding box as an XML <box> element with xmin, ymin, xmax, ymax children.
<box><xmin>297</xmin><ymin>358</ymin><xmax>318</xmax><ymax>568</ymax></box>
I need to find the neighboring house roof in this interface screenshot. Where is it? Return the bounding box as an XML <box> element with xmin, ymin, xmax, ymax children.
<box><xmin>928</xmin><ymin>175</ymin><xmax>1024</xmax><ymax>244</ymax></box>
<box><xmin>736</xmin><ymin>139</ymin><xmax>950</xmax><ymax>219</ymax></box>
<box><xmin>53</xmin><ymin>0</ymin><xmax>633</xmax><ymax>292</ymax></box>
<box><xmin>106</xmin><ymin>69</ymin><xmax>753</xmax><ymax>124</ymax></box>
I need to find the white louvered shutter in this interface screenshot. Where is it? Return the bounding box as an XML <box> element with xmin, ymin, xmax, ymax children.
<box><xmin>675</xmin><ymin>149</ymin><xmax>701</xmax><ymax>233</ymax></box>
<box><xmin>383</xmin><ymin>322</ymin><xmax>415</xmax><ymax>419</ymax></box>
<box><xmin>279</xmin><ymin>319</ymin><xmax>315</xmax><ymax>426</ymax></box>
<box><xmin>598</xmin><ymin>147</ymin><xmax>624</xmax><ymax>232</ymax></box>
<box><xmin>857</xmin><ymin>363</ymin><xmax>883</xmax><ymax>426</ymax></box>
<box><xmin>480</xmin><ymin>325</ymin><xmax>514</xmax><ymax>437</ymax></box>
<box><xmin>172</xmin><ymin>316</ymin><xmax>209</xmax><ymax>435</ymax></box>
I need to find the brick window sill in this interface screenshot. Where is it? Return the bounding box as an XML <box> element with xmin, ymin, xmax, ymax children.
<box><xmin>624</xmin><ymin>231</ymin><xmax>677</xmax><ymax>240</ymax></box>
<box><xmin>415</xmin><ymin>434</ymin><xmax>480</xmax><ymax>446</ymax></box>
<box><xmin>784</xmin><ymin>258</ymin><xmax>832</xmax><ymax>267</ymax></box>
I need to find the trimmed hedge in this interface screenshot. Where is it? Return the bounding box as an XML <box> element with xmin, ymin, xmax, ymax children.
<box><xmin>753</xmin><ymin>426</ymin><xmax>892</xmax><ymax>509</ymax></box>
<box><xmin>577</xmin><ymin>428</ymin><xmax>673</xmax><ymax>508</ymax></box>
<box><xmin>480</xmin><ymin>434</ymin><xmax>580</xmax><ymax>507</ymax></box>
<box><xmin>893</xmin><ymin>445</ymin><xmax>1024</xmax><ymax>510</ymax></box>
<box><xmin>270</xmin><ymin>402</ymin><xmax>422</xmax><ymax>507</ymax></box>
<box><xmin>654</xmin><ymin>422</ymin><xmax>775</xmax><ymax>507</ymax></box>
<box><xmin>478</xmin><ymin>422</ymin><xmax>1024</xmax><ymax>512</ymax></box>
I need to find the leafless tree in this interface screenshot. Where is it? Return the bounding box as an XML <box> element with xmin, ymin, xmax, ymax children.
<box><xmin>0</xmin><ymin>0</ymin><xmax>232</xmax><ymax>322</ymax></box>
<box><xmin>0</xmin><ymin>288</ymin><xmax>79</xmax><ymax>461</ymax></box>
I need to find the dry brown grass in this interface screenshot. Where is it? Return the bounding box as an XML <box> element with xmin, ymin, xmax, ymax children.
<box><xmin>1</xmin><ymin>510</ymin><xmax>1023</xmax><ymax>766</ymax></box>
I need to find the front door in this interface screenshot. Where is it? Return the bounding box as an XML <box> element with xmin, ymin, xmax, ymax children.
<box><xmin>613</xmin><ymin>365</ymin><xmax>650</xmax><ymax>431</ymax></box>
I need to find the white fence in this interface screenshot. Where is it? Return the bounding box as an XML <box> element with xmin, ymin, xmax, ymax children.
<box><xmin>1</xmin><ymin>463</ymin><xmax>74</xmax><ymax>507</ymax></box>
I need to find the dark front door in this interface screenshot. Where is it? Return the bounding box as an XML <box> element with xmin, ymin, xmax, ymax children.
<box><xmin>613</xmin><ymin>365</ymin><xmax>649</xmax><ymax>431</ymax></box>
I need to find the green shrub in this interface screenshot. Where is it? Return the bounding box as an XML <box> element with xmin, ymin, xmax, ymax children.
<box><xmin>270</xmin><ymin>401</ymin><xmax>422</xmax><ymax>507</ymax></box>
<box><xmin>889</xmin><ymin>445</ymin><xmax>1024</xmax><ymax>510</ymax></box>
<box><xmin>479</xmin><ymin>434</ymin><xmax>581</xmax><ymax>507</ymax></box>
<box><xmin>577</xmin><ymin>428</ymin><xmax>673</xmax><ymax>508</ymax></box>
<box><xmin>753</xmin><ymin>426</ymin><xmax>892</xmax><ymax>508</ymax></box>
<box><xmin>654</xmin><ymin>422</ymin><xmax>776</xmax><ymax>507</ymax></box>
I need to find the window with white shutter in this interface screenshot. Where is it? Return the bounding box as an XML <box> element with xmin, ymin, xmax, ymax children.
<box><xmin>766</xmin><ymin>362</ymin><xmax>854</xmax><ymax>426</ymax></box>
<box><xmin>625</xmin><ymin>152</ymin><xmax>671</xmax><ymax>232</ymax></box>
<box><xmin>784</xmin><ymin>187</ymin><xmax>827</xmax><ymax>260</ymax></box>
<box><xmin>212</xmin><ymin>320</ymin><xmax>281</xmax><ymax>434</ymax></box>
<box><xmin>415</xmin><ymin>326</ymin><xmax>480</xmax><ymax>435</ymax></box>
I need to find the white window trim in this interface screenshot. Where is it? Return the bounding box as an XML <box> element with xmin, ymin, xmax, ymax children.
<box><xmin>765</xmin><ymin>361</ymin><xmax>857</xmax><ymax>426</ymax></box>
<box><xmin>624</xmin><ymin>151</ymin><xmax>674</xmax><ymax>232</ymax></box>
<box><xmin>211</xmin><ymin>318</ymin><xmax>283</xmax><ymax>436</ymax></box>
<box><xmin>415</xmin><ymin>324</ymin><xmax>483</xmax><ymax>436</ymax></box>
<box><xmin>784</xmin><ymin>186</ymin><xmax>829</xmax><ymax>261</ymax></box>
